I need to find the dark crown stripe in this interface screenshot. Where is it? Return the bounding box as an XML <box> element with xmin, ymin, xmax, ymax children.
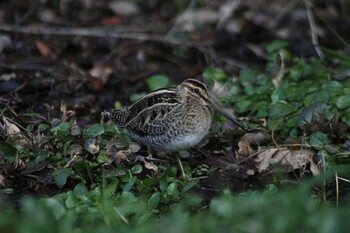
<box><xmin>183</xmin><ymin>79</ymin><xmax>207</xmax><ymax>89</ymax></box>
<box><xmin>183</xmin><ymin>79</ymin><xmax>209</xmax><ymax>102</ymax></box>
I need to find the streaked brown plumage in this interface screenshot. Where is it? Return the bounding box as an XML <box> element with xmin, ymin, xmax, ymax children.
<box><xmin>109</xmin><ymin>79</ymin><xmax>247</xmax><ymax>152</ymax></box>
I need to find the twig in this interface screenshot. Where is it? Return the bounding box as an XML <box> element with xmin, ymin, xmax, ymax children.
<box><xmin>269</xmin><ymin>0</ymin><xmax>300</xmax><ymax>29</ymax></box>
<box><xmin>15</xmin><ymin>0</ymin><xmax>39</xmax><ymax>26</ymax></box>
<box><xmin>114</xmin><ymin>206</ymin><xmax>129</xmax><ymax>225</ymax></box>
<box><xmin>216</xmin><ymin>0</ymin><xmax>242</xmax><ymax>29</ymax></box>
<box><xmin>272</xmin><ymin>50</ymin><xmax>285</xmax><ymax>87</ymax></box>
<box><xmin>304</xmin><ymin>0</ymin><xmax>324</xmax><ymax>60</ymax></box>
<box><xmin>166</xmin><ymin>0</ymin><xmax>196</xmax><ymax>36</ymax></box>
<box><xmin>0</xmin><ymin>24</ymin><xmax>210</xmax><ymax>47</ymax></box>
<box><xmin>335</xmin><ymin>171</ymin><xmax>339</xmax><ymax>206</ymax></box>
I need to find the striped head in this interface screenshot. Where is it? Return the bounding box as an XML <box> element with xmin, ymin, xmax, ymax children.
<box><xmin>176</xmin><ymin>79</ymin><xmax>210</xmax><ymax>106</ymax></box>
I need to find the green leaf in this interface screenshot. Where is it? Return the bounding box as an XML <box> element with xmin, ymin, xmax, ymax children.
<box><xmin>96</xmin><ymin>153</ymin><xmax>109</xmax><ymax>164</ymax></box>
<box><xmin>298</xmin><ymin>103</ymin><xmax>328</xmax><ymax>128</ymax></box>
<box><xmin>235</xmin><ymin>100</ymin><xmax>252</xmax><ymax>113</ymax></box>
<box><xmin>159</xmin><ymin>178</ymin><xmax>168</xmax><ymax>192</ymax></box>
<box><xmin>64</xmin><ymin>191</ymin><xmax>77</xmax><ymax>208</ymax></box>
<box><xmin>35</xmin><ymin>149</ymin><xmax>49</xmax><ymax>163</ymax></box>
<box><xmin>123</xmin><ymin>176</ymin><xmax>137</xmax><ymax>192</ymax></box>
<box><xmin>131</xmin><ymin>165</ymin><xmax>143</xmax><ymax>174</ymax></box>
<box><xmin>130</xmin><ymin>92</ymin><xmax>146</xmax><ymax>103</ymax></box>
<box><xmin>103</xmin><ymin>181</ymin><xmax>119</xmax><ymax>199</ymax></box>
<box><xmin>148</xmin><ymin>192</ymin><xmax>160</xmax><ymax>209</ymax></box>
<box><xmin>38</xmin><ymin>123</ymin><xmax>50</xmax><ymax>131</ymax></box>
<box><xmin>182</xmin><ymin>181</ymin><xmax>198</xmax><ymax>193</ymax></box>
<box><xmin>119</xmin><ymin>191</ymin><xmax>137</xmax><ymax>203</ymax></box>
<box><xmin>269</xmin><ymin>101</ymin><xmax>294</xmax><ymax>119</ymax></box>
<box><xmin>146</xmin><ymin>74</ymin><xmax>169</xmax><ymax>91</ymax></box>
<box><xmin>336</xmin><ymin>94</ymin><xmax>350</xmax><ymax>109</ymax></box>
<box><xmin>322</xmin><ymin>81</ymin><xmax>343</xmax><ymax>97</ymax></box>
<box><xmin>240</xmin><ymin>68</ymin><xmax>258</xmax><ymax>82</ymax></box>
<box><xmin>83</xmin><ymin>124</ymin><xmax>105</xmax><ymax>137</ymax></box>
<box><xmin>266</xmin><ymin>40</ymin><xmax>289</xmax><ymax>53</ymax></box>
<box><xmin>114</xmin><ymin>101</ymin><xmax>122</xmax><ymax>110</ymax></box>
<box><xmin>203</xmin><ymin>67</ymin><xmax>227</xmax><ymax>81</ymax></box>
<box><xmin>271</xmin><ymin>87</ymin><xmax>284</xmax><ymax>103</ymax></box>
<box><xmin>0</xmin><ymin>141</ymin><xmax>17</xmax><ymax>157</ymax></box>
<box><xmin>167</xmin><ymin>182</ymin><xmax>179</xmax><ymax>197</ymax></box>
<box><xmin>243</xmin><ymin>83</ymin><xmax>255</xmax><ymax>96</ymax></box>
<box><xmin>309</xmin><ymin>132</ymin><xmax>330</xmax><ymax>146</ymax></box>
<box><xmin>342</xmin><ymin>109</ymin><xmax>350</xmax><ymax>127</ymax></box>
<box><xmin>311</xmin><ymin>90</ymin><xmax>330</xmax><ymax>103</ymax></box>
<box><xmin>72</xmin><ymin>161</ymin><xmax>92</xmax><ymax>177</ymax></box>
<box><xmin>70</xmin><ymin>124</ymin><xmax>81</xmax><ymax>136</ymax></box>
<box><xmin>73</xmin><ymin>183</ymin><xmax>88</xmax><ymax>198</ymax></box>
<box><xmin>53</xmin><ymin>168</ymin><xmax>73</xmax><ymax>189</ymax></box>
<box><xmin>50</xmin><ymin>122</ymin><xmax>70</xmax><ymax>136</ymax></box>
<box><xmin>42</xmin><ymin>198</ymin><xmax>66</xmax><ymax>220</ymax></box>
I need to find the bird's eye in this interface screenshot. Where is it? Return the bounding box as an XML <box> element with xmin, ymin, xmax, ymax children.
<box><xmin>194</xmin><ymin>88</ymin><xmax>200</xmax><ymax>94</ymax></box>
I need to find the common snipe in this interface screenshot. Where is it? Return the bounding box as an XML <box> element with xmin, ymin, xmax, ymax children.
<box><xmin>106</xmin><ymin>79</ymin><xmax>247</xmax><ymax>177</ymax></box>
<box><xmin>108</xmin><ymin>79</ymin><xmax>247</xmax><ymax>152</ymax></box>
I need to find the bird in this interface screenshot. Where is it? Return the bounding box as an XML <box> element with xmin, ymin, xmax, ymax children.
<box><xmin>106</xmin><ymin>79</ymin><xmax>248</xmax><ymax>177</ymax></box>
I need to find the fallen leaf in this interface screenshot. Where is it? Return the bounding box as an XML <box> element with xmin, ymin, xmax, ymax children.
<box><xmin>35</xmin><ymin>40</ymin><xmax>51</xmax><ymax>57</ymax></box>
<box><xmin>237</xmin><ymin>140</ymin><xmax>255</xmax><ymax>156</ymax></box>
<box><xmin>175</xmin><ymin>9</ymin><xmax>220</xmax><ymax>31</ymax></box>
<box><xmin>0</xmin><ymin>174</ymin><xmax>7</xmax><ymax>188</ymax></box>
<box><xmin>84</xmin><ymin>138</ymin><xmax>100</xmax><ymax>154</ymax></box>
<box><xmin>89</xmin><ymin>64</ymin><xmax>113</xmax><ymax>91</ymax></box>
<box><xmin>129</xmin><ymin>142</ymin><xmax>141</xmax><ymax>153</ymax></box>
<box><xmin>144</xmin><ymin>160</ymin><xmax>159</xmax><ymax>174</ymax></box>
<box><xmin>101</xmin><ymin>16</ymin><xmax>123</xmax><ymax>25</ymax></box>
<box><xmin>60</xmin><ymin>101</ymin><xmax>75</xmax><ymax>120</ymax></box>
<box><xmin>108</xmin><ymin>150</ymin><xmax>128</xmax><ymax>166</ymax></box>
<box><xmin>238</xmin><ymin>130</ymin><xmax>269</xmax><ymax>145</ymax></box>
<box><xmin>255</xmin><ymin>148</ymin><xmax>319</xmax><ymax>175</ymax></box>
<box><xmin>108</xmin><ymin>0</ymin><xmax>139</xmax><ymax>17</ymax></box>
<box><xmin>67</xmin><ymin>144</ymin><xmax>83</xmax><ymax>156</ymax></box>
<box><xmin>13</xmin><ymin>157</ymin><xmax>26</xmax><ymax>170</ymax></box>
<box><xmin>2</xmin><ymin>116</ymin><xmax>28</xmax><ymax>146</ymax></box>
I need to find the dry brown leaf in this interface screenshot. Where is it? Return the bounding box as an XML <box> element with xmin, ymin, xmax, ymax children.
<box><xmin>84</xmin><ymin>138</ymin><xmax>100</xmax><ymax>154</ymax></box>
<box><xmin>144</xmin><ymin>160</ymin><xmax>159</xmax><ymax>174</ymax></box>
<box><xmin>108</xmin><ymin>1</ymin><xmax>139</xmax><ymax>17</ymax></box>
<box><xmin>2</xmin><ymin>116</ymin><xmax>28</xmax><ymax>146</ymax></box>
<box><xmin>89</xmin><ymin>64</ymin><xmax>113</xmax><ymax>91</ymax></box>
<box><xmin>237</xmin><ymin>140</ymin><xmax>255</xmax><ymax>156</ymax></box>
<box><xmin>255</xmin><ymin>148</ymin><xmax>319</xmax><ymax>175</ymax></box>
<box><xmin>106</xmin><ymin>139</ymin><xmax>129</xmax><ymax>166</ymax></box>
<box><xmin>0</xmin><ymin>174</ymin><xmax>7</xmax><ymax>188</ymax></box>
<box><xmin>101</xmin><ymin>16</ymin><xmax>123</xmax><ymax>25</ymax></box>
<box><xmin>175</xmin><ymin>9</ymin><xmax>220</xmax><ymax>31</ymax></box>
<box><xmin>108</xmin><ymin>150</ymin><xmax>128</xmax><ymax>166</ymax></box>
<box><xmin>13</xmin><ymin>157</ymin><xmax>26</xmax><ymax>170</ymax></box>
<box><xmin>129</xmin><ymin>142</ymin><xmax>141</xmax><ymax>153</ymax></box>
<box><xmin>60</xmin><ymin>101</ymin><xmax>75</xmax><ymax>120</ymax></box>
<box><xmin>238</xmin><ymin>131</ymin><xmax>269</xmax><ymax>145</ymax></box>
<box><xmin>35</xmin><ymin>40</ymin><xmax>51</xmax><ymax>57</ymax></box>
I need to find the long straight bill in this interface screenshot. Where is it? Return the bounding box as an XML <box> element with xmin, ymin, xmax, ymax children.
<box><xmin>209</xmin><ymin>99</ymin><xmax>249</xmax><ymax>132</ymax></box>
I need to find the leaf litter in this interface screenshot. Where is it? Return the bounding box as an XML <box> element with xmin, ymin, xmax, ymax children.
<box><xmin>0</xmin><ymin>0</ymin><xmax>349</xmax><ymax>203</ymax></box>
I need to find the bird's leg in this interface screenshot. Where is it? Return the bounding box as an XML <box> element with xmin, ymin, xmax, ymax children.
<box><xmin>147</xmin><ymin>145</ymin><xmax>152</xmax><ymax>158</ymax></box>
<box><xmin>176</xmin><ymin>153</ymin><xmax>187</xmax><ymax>179</ymax></box>
<box><xmin>134</xmin><ymin>146</ymin><xmax>160</xmax><ymax>163</ymax></box>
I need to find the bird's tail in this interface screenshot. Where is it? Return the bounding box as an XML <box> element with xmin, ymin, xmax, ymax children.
<box><xmin>109</xmin><ymin>109</ymin><xmax>129</xmax><ymax>127</ymax></box>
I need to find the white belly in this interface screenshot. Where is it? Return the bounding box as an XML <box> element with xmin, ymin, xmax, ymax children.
<box><xmin>158</xmin><ymin>133</ymin><xmax>205</xmax><ymax>152</ymax></box>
